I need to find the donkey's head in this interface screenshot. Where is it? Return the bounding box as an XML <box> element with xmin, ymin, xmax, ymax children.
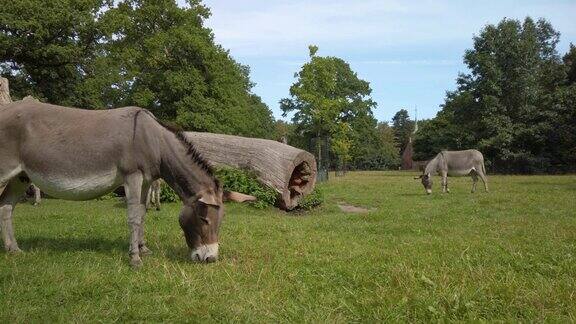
<box><xmin>179</xmin><ymin>185</ymin><xmax>224</xmax><ymax>263</ymax></box>
<box><xmin>415</xmin><ymin>173</ymin><xmax>433</xmax><ymax>194</ymax></box>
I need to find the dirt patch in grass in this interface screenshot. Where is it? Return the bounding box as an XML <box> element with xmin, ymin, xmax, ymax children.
<box><xmin>337</xmin><ymin>203</ymin><xmax>374</xmax><ymax>213</ymax></box>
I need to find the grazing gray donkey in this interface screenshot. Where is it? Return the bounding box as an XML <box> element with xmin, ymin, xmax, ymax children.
<box><xmin>416</xmin><ymin>149</ymin><xmax>488</xmax><ymax>194</ymax></box>
<box><xmin>0</xmin><ymin>100</ymin><xmax>224</xmax><ymax>267</ymax></box>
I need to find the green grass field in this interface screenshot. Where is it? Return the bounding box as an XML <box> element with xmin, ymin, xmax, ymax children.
<box><xmin>1</xmin><ymin>171</ymin><xmax>575</xmax><ymax>322</ymax></box>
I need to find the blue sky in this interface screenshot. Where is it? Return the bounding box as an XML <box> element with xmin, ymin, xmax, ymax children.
<box><xmin>187</xmin><ymin>0</ymin><xmax>575</xmax><ymax>122</ymax></box>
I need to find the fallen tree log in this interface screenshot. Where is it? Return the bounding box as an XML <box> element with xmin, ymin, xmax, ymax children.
<box><xmin>185</xmin><ymin>132</ymin><xmax>317</xmax><ymax>210</ymax></box>
<box><xmin>0</xmin><ymin>77</ymin><xmax>12</xmax><ymax>105</ymax></box>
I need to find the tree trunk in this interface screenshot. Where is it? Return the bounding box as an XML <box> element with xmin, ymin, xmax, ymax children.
<box><xmin>0</xmin><ymin>78</ymin><xmax>11</xmax><ymax>196</ymax></box>
<box><xmin>0</xmin><ymin>77</ymin><xmax>12</xmax><ymax>105</ymax></box>
<box><xmin>185</xmin><ymin>132</ymin><xmax>317</xmax><ymax>210</ymax></box>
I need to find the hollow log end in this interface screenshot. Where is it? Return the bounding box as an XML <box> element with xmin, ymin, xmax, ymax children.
<box><xmin>278</xmin><ymin>152</ymin><xmax>317</xmax><ymax>210</ymax></box>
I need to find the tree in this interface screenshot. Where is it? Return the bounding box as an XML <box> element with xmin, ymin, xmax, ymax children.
<box><xmin>563</xmin><ymin>43</ymin><xmax>576</xmax><ymax>84</ymax></box>
<box><xmin>348</xmin><ymin>116</ymin><xmax>399</xmax><ymax>170</ymax></box>
<box><xmin>280</xmin><ymin>45</ymin><xmax>376</xmax><ymax>167</ymax></box>
<box><xmin>102</xmin><ymin>0</ymin><xmax>275</xmax><ymax>137</ymax></box>
<box><xmin>376</xmin><ymin>122</ymin><xmax>400</xmax><ymax>163</ymax></box>
<box><xmin>0</xmin><ymin>0</ymin><xmax>111</xmax><ymax>105</ymax></box>
<box><xmin>415</xmin><ymin>17</ymin><xmax>573</xmax><ymax>172</ymax></box>
<box><xmin>0</xmin><ymin>0</ymin><xmax>275</xmax><ymax>138</ymax></box>
<box><xmin>392</xmin><ymin>109</ymin><xmax>414</xmax><ymax>154</ymax></box>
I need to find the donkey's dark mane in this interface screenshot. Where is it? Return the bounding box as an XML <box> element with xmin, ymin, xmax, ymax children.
<box><xmin>142</xmin><ymin>109</ymin><xmax>215</xmax><ymax>179</ymax></box>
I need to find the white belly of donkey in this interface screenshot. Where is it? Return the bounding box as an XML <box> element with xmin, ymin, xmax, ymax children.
<box><xmin>26</xmin><ymin>168</ymin><xmax>123</xmax><ymax>201</ymax></box>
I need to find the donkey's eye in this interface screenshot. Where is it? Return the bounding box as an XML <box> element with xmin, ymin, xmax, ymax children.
<box><xmin>200</xmin><ymin>217</ymin><xmax>210</xmax><ymax>225</ymax></box>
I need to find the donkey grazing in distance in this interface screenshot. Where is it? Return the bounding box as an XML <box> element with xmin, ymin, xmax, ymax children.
<box><xmin>416</xmin><ymin>149</ymin><xmax>488</xmax><ymax>194</ymax></box>
<box><xmin>0</xmin><ymin>100</ymin><xmax>224</xmax><ymax>267</ymax></box>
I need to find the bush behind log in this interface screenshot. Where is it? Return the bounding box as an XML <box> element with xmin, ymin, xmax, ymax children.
<box><xmin>295</xmin><ymin>187</ymin><xmax>324</xmax><ymax>211</ymax></box>
<box><xmin>215</xmin><ymin>167</ymin><xmax>277</xmax><ymax>209</ymax></box>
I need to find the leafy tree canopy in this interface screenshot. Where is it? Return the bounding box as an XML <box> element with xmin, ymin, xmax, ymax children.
<box><xmin>415</xmin><ymin>17</ymin><xmax>575</xmax><ymax>172</ymax></box>
<box><xmin>280</xmin><ymin>45</ymin><xmax>382</xmax><ymax>167</ymax></box>
<box><xmin>0</xmin><ymin>0</ymin><xmax>274</xmax><ymax>138</ymax></box>
<box><xmin>391</xmin><ymin>109</ymin><xmax>415</xmax><ymax>154</ymax></box>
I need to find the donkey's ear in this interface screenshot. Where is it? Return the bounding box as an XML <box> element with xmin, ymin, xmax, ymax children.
<box><xmin>198</xmin><ymin>191</ymin><xmax>220</xmax><ymax>206</ymax></box>
<box><xmin>223</xmin><ymin>190</ymin><xmax>257</xmax><ymax>203</ymax></box>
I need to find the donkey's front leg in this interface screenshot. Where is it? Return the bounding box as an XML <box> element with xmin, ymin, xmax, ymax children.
<box><xmin>441</xmin><ymin>173</ymin><xmax>448</xmax><ymax>193</ymax></box>
<box><xmin>124</xmin><ymin>172</ymin><xmax>148</xmax><ymax>268</ymax></box>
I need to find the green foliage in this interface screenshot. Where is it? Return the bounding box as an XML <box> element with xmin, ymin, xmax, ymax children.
<box><xmin>280</xmin><ymin>45</ymin><xmax>393</xmax><ymax>169</ymax></box>
<box><xmin>0</xmin><ymin>0</ymin><xmax>111</xmax><ymax>104</ymax></box>
<box><xmin>159</xmin><ymin>181</ymin><xmax>179</xmax><ymax>203</ymax></box>
<box><xmin>295</xmin><ymin>186</ymin><xmax>324</xmax><ymax>210</ymax></box>
<box><xmin>392</xmin><ymin>109</ymin><xmax>415</xmax><ymax>154</ymax></box>
<box><xmin>0</xmin><ymin>0</ymin><xmax>274</xmax><ymax>138</ymax></box>
<box><xmin>96</xmin><ymin>191</ymin><xmax>120</xmax><ymax>201</ymax></box>
<box><xmin>414</xmin><ymin>17</ymin><xmax>576</xmax><ymax>172</ymax></box>
<box><xmin>564</xmin><ymin>44</ymin><xmax>576</xmax><ymax>84</ymax></box>
<box><xmin>215</xmin><ymin>167</ymin><xmax>277</xmax><ymax>209</ymax></box>
<box><xmin>348</xmin><ymin>116</ymin><xmax>399</xmax><ymax>170</ymax></box>
<box><xmin>331</xmin><ymin>123</ymin><xmax>352</xmax><ymax>168</ymax></box>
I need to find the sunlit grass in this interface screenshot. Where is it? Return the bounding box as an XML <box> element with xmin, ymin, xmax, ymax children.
<box><xmin>1</xmin><ymin>171</ymin><xmax>575</xmax><ymax>322</ymax></box>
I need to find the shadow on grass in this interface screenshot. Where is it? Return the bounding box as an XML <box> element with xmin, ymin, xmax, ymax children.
<box><xmin>398</xmin><ymin>193</ymin><xmax>424</xmax><ymax>197</ymax></box>
<box><xmin>17</xmin><ymin>236</ymin><xmax>126</xmax><ymax>253</ymax></box>
<box><xmin>163</xmin><ymin>245</ymin><xmax>193</xmax><ymax>265</ymax></box>
<box><xmin>113</xmin><ymin>201</ymin><xmax>126</xmax><ymax>209</ymax></box>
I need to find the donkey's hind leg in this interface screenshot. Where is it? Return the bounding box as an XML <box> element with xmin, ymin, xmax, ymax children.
<box><xmin>470</xmin><ymin>172</ymin><xmax>478</xmax><ymax>193</ymax></box>
<box><xmin>478</xmin><ymin>171</ymin><xmax>488</xmax><ymax>192</ymax></box>
<box><xmin>154</xmin><ymin>182</ymin><xmax>161</xmax><ymax>211</ymax></box>
<box><xmin>32</xmin><ymin>184</ymin><xmax>41</xmax><ymax>206</ymax></box>
<box><xmin>0</xmin><ymin>175</ymin><xmax>30</xmax><ymax>253</ymax></box>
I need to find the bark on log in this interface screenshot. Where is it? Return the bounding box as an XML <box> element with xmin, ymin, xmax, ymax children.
<box><xmin>185</xmin><ymin>132</ymin><xmax>317</xmax><ymax>210</ymax></box>
<box><xmin>0</xmin><ymin>78</ymin><xmax>11</xmax><ymax>196</ymax></box>
<box><xmin>0</xmin><ymin>77</ymin><xmax>12</xmax><ymax>105</ymax></box>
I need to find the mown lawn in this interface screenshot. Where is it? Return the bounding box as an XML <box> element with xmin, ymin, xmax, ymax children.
<box><xmin>1</xmin><ymin>171</ymin><xmax>575</xmax><ymax>322</ymax></box>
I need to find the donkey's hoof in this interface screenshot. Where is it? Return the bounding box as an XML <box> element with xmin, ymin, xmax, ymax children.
<box><xmin>130</xmin><ymin>258</ymin><xmax>143</xmax><ymax>269</ymax></box>
<box><xmin>139</xmin><ymin>246</ymin><xmax>153</xmax><ymax>256</ymax></box>
<box><xmin>7</xmin><ymin>246</ymin><xmax>23</xmax><ymax>254</ymax></box>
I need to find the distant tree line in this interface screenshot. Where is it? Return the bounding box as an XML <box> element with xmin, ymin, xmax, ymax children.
<box><xmin>414</xmin><ymin>17</ymin><xmax>576</xmax><ymax>173</ymax></box>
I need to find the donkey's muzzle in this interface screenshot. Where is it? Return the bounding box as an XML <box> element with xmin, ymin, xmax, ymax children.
<box><xmin>191</xmin><ymin>243</ymin><xmax>219</xmax><ymax>263</ymax></box>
